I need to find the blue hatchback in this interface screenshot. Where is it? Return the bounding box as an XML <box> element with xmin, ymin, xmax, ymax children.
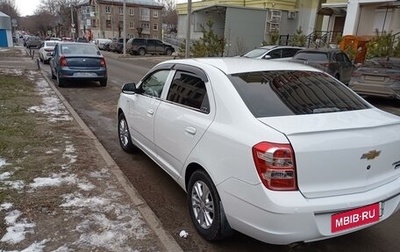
<box><xmin>50</xmin><ymin>42</ymin><xmax>107</xmax><ymax>87</ymax></box>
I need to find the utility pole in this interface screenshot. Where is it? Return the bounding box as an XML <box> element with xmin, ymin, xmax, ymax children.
<box><xmin>70</xmin><ymin>5</ymin><xmax>75</xmax><ymax>40</ymax></box>
<box><xmin>185</xmin><ymin>0</ymin><xmax>192</xmax><ymax>58</ymax></box>
<box><xmin>123</xmin><ymin>0</ymin><xmax>126</xmax><ymax>56</ymax></box>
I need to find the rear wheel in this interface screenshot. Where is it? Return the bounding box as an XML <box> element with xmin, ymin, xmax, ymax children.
<box><xmin>51</xmin><ymin>67</ymin><xmax>56</xmax><ymax>79</ymax></box>
<box><xmin>57</xmin><ymin>74</ymin><xmax>65</xmax><ymax>87</ymax></box>
<box><xmin>118</xmin><ymin>113</ymin><xmax>136</xmax><ymax>153</ymax></box>
<box><xmin>100</xmin><ymin>79</ymin><xmax>107</xmax><ymax>87</ymax></box>
<box><xmin>187</xmin><ymin>170</ymin><xmax>233</xmax><ymax>241</ymax></box>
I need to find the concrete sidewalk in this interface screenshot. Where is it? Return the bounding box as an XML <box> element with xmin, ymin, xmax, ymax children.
<box><xmin>0</xmin><ymin>46</ymin><xmax>183</xmax><ymax>251</ymax></box>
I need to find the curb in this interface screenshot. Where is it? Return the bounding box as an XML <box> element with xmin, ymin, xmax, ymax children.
<box><xmin>39</xmin><ymin>63</ymin><xmax>183</xmax><ymax>252</ymax></box>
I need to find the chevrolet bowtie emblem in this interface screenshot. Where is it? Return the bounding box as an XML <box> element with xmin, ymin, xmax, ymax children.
<box><xmin>361</xmin><ymin>150</ymin><xmax>381</xmax><ymax>160</ymax></box>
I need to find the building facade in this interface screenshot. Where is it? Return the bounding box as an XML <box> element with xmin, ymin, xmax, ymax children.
<box><xmin>176</xmin><ymin>0</ymin><xmax>400</xmax><ymax>56</ymax></box>
<box><xmin>78</xmin><ymin>0</ymin><xmax>163</xmax><ymax>40</ymax></box>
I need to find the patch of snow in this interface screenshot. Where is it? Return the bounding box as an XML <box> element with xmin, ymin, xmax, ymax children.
<box><xmin>1</xmin><ymin>209</ymin><xmax>36</xmax><ymax>244</ymax></box>
<box><xmin>0</xmin><ymin>171</ymin><xmax>13</xmax><ymax>180</ymax></box>
<box><xmin>0</xmin><ymin>202</ymin><xmax>13</xmax><ymax>211</ymax></box>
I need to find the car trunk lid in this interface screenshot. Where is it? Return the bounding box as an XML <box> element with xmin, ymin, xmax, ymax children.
<box><xmin>258</xmin><ymin>109</ymin><xmax>400</xmax><ymax>199</ymax></box>
<box><xmin>65</xmin><ymin>56</ymin><xmax>104</xmax><ymax>69</ymax></box>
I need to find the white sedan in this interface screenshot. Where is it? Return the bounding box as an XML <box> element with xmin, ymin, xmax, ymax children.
<box><xmin>38</xmin><ymin>40</ymin><xmax>59</xmax><ymax>64</ymax></box>
<box><xmin>117</xmin><ymin>58</ymin><xmax>400</xmax><ymax>245</ymax></box>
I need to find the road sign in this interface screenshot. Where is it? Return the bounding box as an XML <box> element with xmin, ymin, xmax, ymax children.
<box><xmin>71</xmin><ymin>28</ymin><xmax>76</xmax><ymax>34</ymax></box>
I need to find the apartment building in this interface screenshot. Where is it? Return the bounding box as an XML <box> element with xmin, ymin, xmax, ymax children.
<box><xmin>77</xmin><ymin>0</ymin><xmax>163</xmax><ymax>40</ymax></box>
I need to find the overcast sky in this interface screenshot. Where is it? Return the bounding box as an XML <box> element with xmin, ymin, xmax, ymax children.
<box><xmin>15</xmin><ymin>0</ymin><xmax>41</xmax><ymax>16</ymax></box>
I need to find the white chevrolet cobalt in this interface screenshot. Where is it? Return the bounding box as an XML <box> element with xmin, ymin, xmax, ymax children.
<box><xmin>117</xmin><ymin>58</ymin><xmax>400</xmax><ymax>245</ymax></box>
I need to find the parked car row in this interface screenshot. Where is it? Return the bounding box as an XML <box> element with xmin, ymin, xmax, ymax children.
<box><xmin>39</xmin><ymin>38</ymin><xmax>399</xmax><ymax>246</ymax></box>
<box><xmin>98</xmin><ymin>37</ymin><xmax>175</xmax><ymax>56</ymax></box>
<box><xmin>240</xmin><ymin>45</ymin><xmax>400</xmax><ymax>100</ymax></box>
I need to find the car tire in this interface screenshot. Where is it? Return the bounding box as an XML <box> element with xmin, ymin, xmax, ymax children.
<box><xmin>50</xmin><ymin>67</ymin><xmax>56</xmax><ymax>80</ymax></box>
<box><xmin>138</xmin><ymin>48</ymin><xmax>145</xmax><ymax>56</ymax></box>
<box><xmin>187</xmin><ymin>169</ymin><xmax>233</xmax><ymax>241</ymax></box>
<box><xmin>118</xmin><ymin>113</ymin><xmax>136</xmax><ymax>153</ymax></box>
<box><xmin>166</xmin><ymin>49</ymin><xmax>173</xmax><ymax>56</ymax></box>
<box><xmin>100</xmin><ymin>79</ymin><xmax>107</xmax><ymax>87</ymax></box>
<box><xmin>57</xmin><ymin>74</ymin><xmax>65</xmax><ymax>87</ymax></box>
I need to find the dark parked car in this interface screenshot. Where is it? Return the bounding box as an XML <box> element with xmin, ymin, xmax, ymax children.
<box><xmin>49</xmin><ymin>42</ymin><xmax>107</xmax><ymax>87</ymax></box>
<box><xmin>290</xmin><ymin>48</ymin><xmax>355</xmax><ymax>84</ymax></box>
<box><xmin>114</xmin><ymin>38</ymin><xmax>129</xmax><ymax>53</ymax></box>
<box><xmin>126</xmin><ymin>38</ymin><xmax>175</xmax><ymax>56</ymax></box>
<box><xmin>25</xmin><ymin>36</ymin><xmax>42</xmax><ymax>48</ymax></box>
<box><xmin>349</xmin><ymin>57</ymin><xmax>400</xmax><ymax>99</ymax></box>
<box><xmin>76</xmin><ymin>37</ymin><xmax>89</xmax><ymax>43</ymax></box>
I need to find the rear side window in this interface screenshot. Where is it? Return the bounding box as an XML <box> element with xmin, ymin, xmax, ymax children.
<box><xmin>294</xmin><ymin>52</ymin><xmax>328</xmax><ymax>61</ymax></box>
<box><xmin>229</xmin><ymin>71</ymin><xmax>370</xmax><ymax>117</ymax></box>
<box><xmin>282</xmin><ymin>48</ymin><xmax>301</xmax><ymax>58</ymax></box>
<box><xmin>167</xmin><ymin>71</ymin><xmax>209</xmax><ymax>113</ymax></box>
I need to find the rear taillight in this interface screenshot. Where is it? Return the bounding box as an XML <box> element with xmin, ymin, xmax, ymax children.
<box><xmin>252</xmin><ymin>142</ymin><xmax>297</xmax><ymax>191</ymax></box>
<box><xmin>100</xmin><ymin>57</ymin><xmax>106</xmax><ymax>67</ymax></box>
<box><xmin>59</xmin><ymin>56</ymin><xmax>68</xmax><ymax>67</ymax></box>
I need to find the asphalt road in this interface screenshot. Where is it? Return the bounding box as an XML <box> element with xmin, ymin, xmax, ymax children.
<box><xmin>38</xmin><ymin>50</ymin><xmax>400</xmax><ymax>252</ymax></box>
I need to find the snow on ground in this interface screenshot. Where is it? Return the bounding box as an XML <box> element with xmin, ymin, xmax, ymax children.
<box><xmin>0</xmin><ymin>70</ymin><xmax>152</xmax><ymax>251</ymax></box>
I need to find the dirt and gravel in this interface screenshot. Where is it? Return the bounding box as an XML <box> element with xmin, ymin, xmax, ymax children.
<box><xmin>0</xmin><ymin>47</ymin><xmax>181</xmax><ymax>251</ymax></box>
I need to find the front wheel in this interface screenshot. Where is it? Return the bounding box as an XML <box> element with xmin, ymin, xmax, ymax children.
<box><xmin>138</xmin><ymin>48</ymin><xmax>146</xmax><ymax>56</ymax></box>
<box><xmin>118</xmin><ymin>113</ymin><xmax>136</xmax><ymax>153</ymax></box>
<box><xmin>187</xmin><ymin>170</ymin><xmax>233</xmax><ymax>241</ymax></box>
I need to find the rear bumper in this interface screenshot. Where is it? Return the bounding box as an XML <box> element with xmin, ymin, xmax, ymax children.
<box><xmin>218</xmin><ymin>176</ymin><xmax>400</xmax><ymax>245</ymax></box>
<box><xmin>58</xmin><ymin>68</ymin><xmax>107</xmax><ymax>81</ymax></box>
<box><xmin>349</xmin><ymin>81</ymin><xmax>400</xmax><ymax>99</ymax></box>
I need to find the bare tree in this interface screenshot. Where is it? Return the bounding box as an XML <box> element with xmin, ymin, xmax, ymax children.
<box><xmin>0</xmin><ymin>0</ymin><xmax>19</xmax><ymax>18</ymax></box>
<box><xmin>157</xmin><ymin>0</ymin><xmax>178</xmax><ymax>33</ymax></box>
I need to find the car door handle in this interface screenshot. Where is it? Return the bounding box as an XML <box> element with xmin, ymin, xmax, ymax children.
<box><xmin>185</xmin><ymin>126</ymin><xmax>197</xmax><ymax>135</ymax></box>
<box><xmin>147</xmin><ymin>109</ymin><xmax>154</xmax><ymax>116</ymax></box>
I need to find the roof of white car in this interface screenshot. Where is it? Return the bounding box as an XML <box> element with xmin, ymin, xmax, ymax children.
<box><xmin>166</xmin><ymin>57</ymin><xmax>321</xmax><ymax>75</ymax></box>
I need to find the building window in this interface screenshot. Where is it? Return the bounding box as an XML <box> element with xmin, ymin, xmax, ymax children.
<box><xmin>129</xmin><ymin>22</ymin><xmax>134</xmax><ymax>29</ymax></box>
<box><xmin>129</xmin><ymin>8</ymin><xmax>134</xmax><ymax>16</ymax></box>
<box><xmin>153</xmin><ymin>23</ymin><xmax>158</xmax><ymax>30</ymax></box>
<box><xmin>140</xmin><ymin>8</ymin><xmax>150</xmax><ymax>21</ymax></box>
<box><xmin>106</xmin><ymin>20</ymin><xmax>111</xmax><ymax>28</ymax></box>
<box><xmin>153</xmin><ymin>10</ymin><xmax>158</xmax><ymax>18</ymax></box>
<box><xmin>141</xmin><ymin>23</ymin><xmax>150</xmax><ymax>31</ymax></box>
<box><xmin>119</xmin><ymin>7</ymin><xmax>123</xmax><ymax>15</ymax></box>
<box><xmin>105</xmin><ymin>6</ymin><xmax>111</xmax><ymax>14</ymax></box>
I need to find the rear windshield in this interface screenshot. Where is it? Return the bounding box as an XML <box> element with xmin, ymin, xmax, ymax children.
<box><xmin>61</xmin><ymin>44</ymin><xmax>100</xmax><ymax>55</ymax></box>
<box><xmin>293</xmin><ymin>52</ymin><xmax>328</xmax><ymax>61</ymax></box>
<box><xmin>45</xmin><ymin>42</ymin><xmax>57</xmax><ymax>47</ymax></box>
<box><xmin>228</xmin><ymin>71</ymin><xmax>370</xmax><ymax>117</ymax></box>
<box><xmin>242</xmin><ymin>48</ymin><xmax>269</xmax><ymax>58</ymax></box>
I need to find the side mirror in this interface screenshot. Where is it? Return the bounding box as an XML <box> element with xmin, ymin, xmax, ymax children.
<box><xmin>122</xmin><ymin>82</ymin><xmax>143</xmax><ymax>94</ymax></box>
<box><xmin>263</xmin><ymin>55</ymin><xmax>272</xmax><ymax>60</ymax></box>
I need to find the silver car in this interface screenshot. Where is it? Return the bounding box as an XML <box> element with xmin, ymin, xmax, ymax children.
<box><xmin>349</xmin><ymin>57</ymin><xmax>400</xmax><ymax>99</ymax></box>
<box><xmin>240</xmin><ymin>45</ymin><xmax>303</xmax><ymax>60</ymax></box>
